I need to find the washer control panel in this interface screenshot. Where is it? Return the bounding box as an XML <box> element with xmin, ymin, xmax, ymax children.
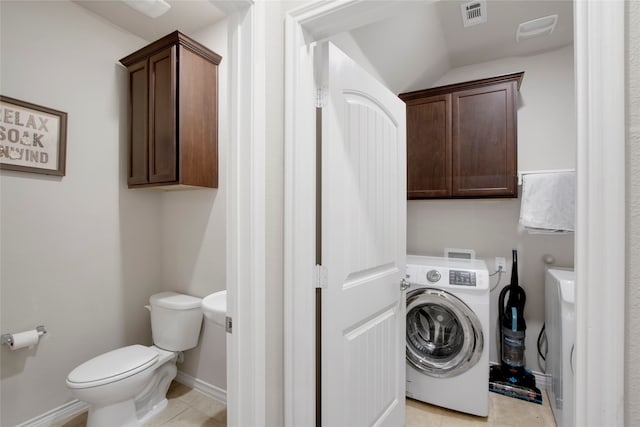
<box><xmin>449</xmin><ymin>270</ymin><xmax>477</xmax><ymax>287</ymax></box>
<box><xmin>406</xmin><ymin>255</ymin><xmax>489</xmax><ymax>291</ymax></box>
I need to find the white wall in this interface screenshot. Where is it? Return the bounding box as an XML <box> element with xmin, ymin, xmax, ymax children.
<box><xmin>625</xmin><ymin>1</ymin><xmax>640</xmax><ymax>425</ymax></box>
<box><xmin>408</xmin><ymin>46</ymin><xmax>576</xmax><ymax>369</ymax></box>
<box><xmin>347</xmin><ymin>1</ymin><xmax>450</xmax><ymax>94</ymax></box>
<box><xmin>0</xmin><ymin>2</ymin><xmax>159</xmax><ymax>426</ymax></box>
<box><xmin>0</xmin><ymin>2</ymin><xmax>230</xmax><ymax>424</ymax></box>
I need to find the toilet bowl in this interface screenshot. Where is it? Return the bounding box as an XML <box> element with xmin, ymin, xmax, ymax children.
<box><xmin>66</xmin><ymin>292</ymin><xmax>203</xmax><ymax>427</ymax></box>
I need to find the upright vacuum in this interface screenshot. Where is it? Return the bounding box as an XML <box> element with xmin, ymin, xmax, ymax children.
<box><xmin>489</xmin><ymin>249</ymin><xmax>543</xmax><ymax>404</ymax></box>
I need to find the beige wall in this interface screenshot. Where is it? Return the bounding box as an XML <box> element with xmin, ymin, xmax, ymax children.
<box><xmin>0</xmin><ymin>2</ymin><xmax>158</xmax><ymax>425</ymax></box>
<box><xmin>408</xmin><ymin>46</ymin><xmax>576</xmax><ymax>369</ymax></box>
<box><xmin>626</xmin><ymin>1</ymin><xmax>640</xmax><ymax>425</ymax></box>
<box><xmin>0</xmin><ymin>2</ymin><xmax>229</xmax><ymax>425</ymax></box>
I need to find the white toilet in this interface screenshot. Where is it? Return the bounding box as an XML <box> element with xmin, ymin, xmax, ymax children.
<box><xmin>66</xmin><ymin>292</ymin><xmax>203</xmax><ymax>427</ymax></box>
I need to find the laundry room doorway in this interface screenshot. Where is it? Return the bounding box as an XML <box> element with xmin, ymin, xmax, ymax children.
<box><xmin>284</xmin><ymin>1</ymin><xmax>625</xmax><ymax>427</ymax></box>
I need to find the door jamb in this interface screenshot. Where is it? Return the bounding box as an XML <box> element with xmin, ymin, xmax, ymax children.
<box><xmin>214</xmin><ymin>1</ymin><xmax>267</xmax><ymax>426</ymax></box>
<box><xmin>574</xmin><ymin>1</ymin><xmax>625</xmax><ymax>425</ymax></box>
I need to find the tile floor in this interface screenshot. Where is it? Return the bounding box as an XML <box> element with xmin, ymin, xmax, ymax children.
<box><xmin>406</xmin><ymin>391</ymin><xmax>556</xmax><ymax>427</ymax></box>
<box><xmin>57</xmin><ymin>382</ymin><xmax>554</xmax><ymax>427</ymax></box>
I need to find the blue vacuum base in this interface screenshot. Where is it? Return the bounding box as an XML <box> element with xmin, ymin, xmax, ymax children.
<box><xmin>489</xmin><ymin>380</ymin><xmax>543</xmax><ymax>404</ymax></box>
<box><xmin>489</xmin><ymin>365</ymin><xmax>543</xmax><ymax>404</ymax></box>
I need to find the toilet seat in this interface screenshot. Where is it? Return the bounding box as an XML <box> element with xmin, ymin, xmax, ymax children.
<box><xmin>67</xmin><ymin>345</ymin><xmax>159</xmax><ymax>389</ymax></box>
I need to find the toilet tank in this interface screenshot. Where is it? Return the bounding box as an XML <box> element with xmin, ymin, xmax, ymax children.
<box><xmin>149</xmin><ymin>292</ymin><xmax>203</xmax><ymax>351</ymax></box>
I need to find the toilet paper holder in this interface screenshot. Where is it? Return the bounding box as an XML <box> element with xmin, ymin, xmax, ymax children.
<box><xmin>1</xmin><ymin>325</ymin><xmax>47</xmax><ymax>347</ymax></box>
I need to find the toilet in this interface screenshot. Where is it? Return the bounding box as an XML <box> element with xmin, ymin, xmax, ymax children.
<box><xmin>66</xmin><ymin>292</ymin><xmax>203</xmax><ymax>427</ymax></box>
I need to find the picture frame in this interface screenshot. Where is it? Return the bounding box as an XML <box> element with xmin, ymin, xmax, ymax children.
<box><xmin>0</xmin><ymin>95</ymin><xmax>67</xmax><ymax>176</ymax></box>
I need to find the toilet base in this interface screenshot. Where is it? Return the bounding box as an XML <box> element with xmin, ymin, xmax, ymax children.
<box><xmin>87</xmin><ymin>399</ymin><xmax>139</xmax><ymax>427</ymax></box>
<box><xmin>137</xmin><ymin>398</ymin><xmax>168</xmax><ymax>425</ymax></box>
<box><xmin>83</xmin><ymin>347</ymin><xmax>178</xmax><ymax>427</ymax></box>
<box><xmin>135</xmin><ymin>348</ymin><xmax>177</xmax><ymax>423</ymax></box>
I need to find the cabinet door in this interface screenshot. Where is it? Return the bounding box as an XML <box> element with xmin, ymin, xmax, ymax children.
<box><xmin>128</xmin><ymin>60</ymin><xmax>148</xmax><ymax>185</ymax></box>
<box><xmin>406</xmin><ymin>94</ymin><xmax>451</xmax><ymax>198</ymax></box>
<box><xmin>452</xmin><ymin>82</ymin><xmax>517</xmax><ymax>197</ymax></box>
<box><xmin>148</xmin><ymin>47</ymin><xmax>177</xmax><ymax>184</ymax></box>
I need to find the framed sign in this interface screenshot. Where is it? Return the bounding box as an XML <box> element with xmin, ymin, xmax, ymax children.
<box><xmin>0</xmin><ymin>95</ymin><xmax>67</xmax><ymax>176</ymax></box>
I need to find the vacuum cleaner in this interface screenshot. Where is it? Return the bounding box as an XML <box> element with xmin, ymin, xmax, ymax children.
<box><xmin>489</xmin><ymin>249</ymin><xmax>543</xmax><ymax>404</ymax></box>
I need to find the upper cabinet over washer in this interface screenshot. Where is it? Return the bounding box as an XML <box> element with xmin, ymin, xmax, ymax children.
<box><xmin>120</xmin><ymin>31</ymin><xmax>222</xmax><ymax>190</ymax></box>
<box><xmin>399</xmin><ymin>72</ymin><xmax>523</xmax><ymax>200</ymax></box>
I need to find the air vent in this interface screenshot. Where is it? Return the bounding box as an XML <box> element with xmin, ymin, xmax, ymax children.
<box><xmin>516</xmin><ymin>15</ymin><xmax>558</xmax><ymax>42</ymax></box>
<box><xmin>461</xmin><ymin>0</ymin><xmax>487</xmax><ymax>27</ymax></box>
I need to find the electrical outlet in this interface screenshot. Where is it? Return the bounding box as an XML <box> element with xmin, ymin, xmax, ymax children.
<box><xmin>495</xmin><ymin>257</ymin><xmax>507</xmax><ymax>272</ymax></box>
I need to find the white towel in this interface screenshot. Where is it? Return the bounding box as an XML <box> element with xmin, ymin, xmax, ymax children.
<box><xmin>519</xmin><ymin>171</ymin><xmax>576</xmax><ymax>233</ymax></box>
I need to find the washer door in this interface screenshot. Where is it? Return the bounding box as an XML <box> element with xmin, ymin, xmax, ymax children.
<box><xmin>406</xmin><ymin>288</ymin><xmax>484</xmax><ymax>378</ymax></box>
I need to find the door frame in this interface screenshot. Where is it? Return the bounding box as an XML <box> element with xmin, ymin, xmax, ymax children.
<box><xmin>214</xmin><ymin>1</ymin><xmax>267</xmax><ymax>427</ymax></box>
<box><xmin>574</xmin><ymin>1</ymin><xmax>625</xmax><ymax>425</ymax></box>
<box><xmin>284</xmin><ymin>1</ymin><xmax>626</xmax><ymax>426</ymax></box>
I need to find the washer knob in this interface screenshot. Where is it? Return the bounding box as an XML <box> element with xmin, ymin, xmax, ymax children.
<box><xmin>426</xmin><ymin>269</ymin><xmax>441</xmax><ymax>283</ymax></box>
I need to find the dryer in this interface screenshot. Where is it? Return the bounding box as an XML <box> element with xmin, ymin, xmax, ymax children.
<box><xmin>405</xmin><ymin>255</ymin><xmax>490</xmax><ymax>417</ymax></box>
<box><xmin>545</xmin><ymin>268</ymin><xmax>575</xmax><ymax>427</ymax></box>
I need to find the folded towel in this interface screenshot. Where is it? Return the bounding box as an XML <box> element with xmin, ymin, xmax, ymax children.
<box><xmin>519</xmin><ymin>171</ymin><xmax>576</xmax><ymax>233</ymax></box>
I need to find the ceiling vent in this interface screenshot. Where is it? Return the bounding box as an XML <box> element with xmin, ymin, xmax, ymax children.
<box><xmin>516</xmin><ymin>15</ymin><xmax>558</xmax><ymax>42</ymax></box>
<box><xmin>461</xmin><ymin>0</ymin><xmax>487</xmax><ymax>28</ymax></box>
<box><xmin>122</xmin><ymin>0</ymin><xmax>171</xmax><ymax>19</ymax></box>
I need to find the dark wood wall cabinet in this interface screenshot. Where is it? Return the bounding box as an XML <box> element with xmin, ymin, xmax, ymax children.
<box><xmin>120</xmin><ymin>31</ymin><xmax>222</xmax><ymax>189</ymax></box>
<box><xmin>399</xmin><ymin>72</ymin><xmax>524</xmax><ymax>199</ymax></box>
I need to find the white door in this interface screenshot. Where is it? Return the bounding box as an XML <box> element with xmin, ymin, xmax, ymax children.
<box><xmin>320</xmin><ymin>42</ymin><xmax>407</xmax><ymax>427</ymax></box>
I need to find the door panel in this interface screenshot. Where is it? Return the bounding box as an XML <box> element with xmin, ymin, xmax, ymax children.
<box><xmin>128</xmin><ymin>60</ymin><xmax>148</xmax><ymax>185</ymax></box>
<box><xmin>406</xmin><ymin>94</ymin><xmax>451</xmax><ymax>198</ymax></box>
<box><xmin>452</xmin><ymin>82</ymin><xmax>517</xmax><ymax>196</ymax></box>
<box><xmin>321</xmin><ymin>42</ymin><xmax>406</xmax><ymax>427</ymax></box>
<box><xmin>148</xmin><ymin>46</ymin><xmax>177</xmax><ymax>184</ymax></box>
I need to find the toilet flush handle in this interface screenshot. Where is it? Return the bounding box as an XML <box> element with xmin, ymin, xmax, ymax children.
<box><xmin>144</xmin><ymin>305</ymin><xmax>151</xmax><ymax>312</ymax></box>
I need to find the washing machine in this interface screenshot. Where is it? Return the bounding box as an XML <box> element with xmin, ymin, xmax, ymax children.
<box><xmin>405</xmin><ymin>255</ymin><xmax>490</xmax><ymax>417</ymax></box>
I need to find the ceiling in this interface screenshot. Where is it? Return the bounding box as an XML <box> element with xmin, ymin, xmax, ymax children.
<box><xmin>73</xmin><ymin>0</ymin><xmax>573</xmax><ymax>93</ymax></box>
<box><xmin>73</xmin><ymin>0</ymin><xmax>225</xmax><ymax>42</ymax></box>
<box><xmin>436</xmin><ymin>0</ymin><xmax>573</xmax><ymax>68</ymax></box>
<box><xmin>343</xmin><ymin>0</ymin><xmax>573</xmax><ymax>93</ymax></box>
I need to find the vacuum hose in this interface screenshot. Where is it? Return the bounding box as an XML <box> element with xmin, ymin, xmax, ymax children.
<box><xmin>499</xmin><ymin>249</ymin><xmax>527</xmax><ymax>368</ymax></box>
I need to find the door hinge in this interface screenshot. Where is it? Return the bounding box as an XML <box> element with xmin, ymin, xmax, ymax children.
<box><xmin>315</xmin><ymin>264</ymin><xmax>328</xmax><ymax>289</ymax></box>
<box><xmin>315</xmin><ymin>87</ymin><xmax>326</xmax><ymax>108</ymax></box>
<box><xmin>225</xmin><ymin>316</ymin><xmax>232</xmax><ymax>334</ymax></box>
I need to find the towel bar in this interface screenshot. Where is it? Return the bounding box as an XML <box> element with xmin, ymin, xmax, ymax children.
<box><xmin>517</xmin><ymin>169</ymin><xmax>575</xmax><ymax>186</ymax></box>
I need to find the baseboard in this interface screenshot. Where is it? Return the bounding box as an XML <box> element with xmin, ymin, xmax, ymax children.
<box><xmin>175</xmin><ymin>370</ymin><xmax>227</xmax><ymax>404</ymax></box>
<box><xmin>17</xmin><ymin>399</ymin><xmax>89</xmax><ymax>427</ymax></box>
<box><xmin>489</xmin><ymin>362</ymin><xmax>551</xmax><ymax>390</ymax></box>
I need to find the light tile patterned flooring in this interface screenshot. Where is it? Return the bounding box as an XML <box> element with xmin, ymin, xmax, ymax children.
<box><xmin>407</xmin><ymin>390</ymin><xmax>556</xmax><ymax>427</ymax></box>
<box><xmin>58</xmin><ymin>381</ymin><xmax>554</xmax><ymax>427</ymax></box>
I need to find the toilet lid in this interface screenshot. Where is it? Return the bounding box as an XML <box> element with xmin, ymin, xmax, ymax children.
<box><xmin>67</xmin><ymin>345</ymin><xmax>159</xmax><ymax>389</ymax></box>
<box><xmin>150</xmin><ymin>292</ymin><xmax>202</xmax><ymax>310</ymax></box>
